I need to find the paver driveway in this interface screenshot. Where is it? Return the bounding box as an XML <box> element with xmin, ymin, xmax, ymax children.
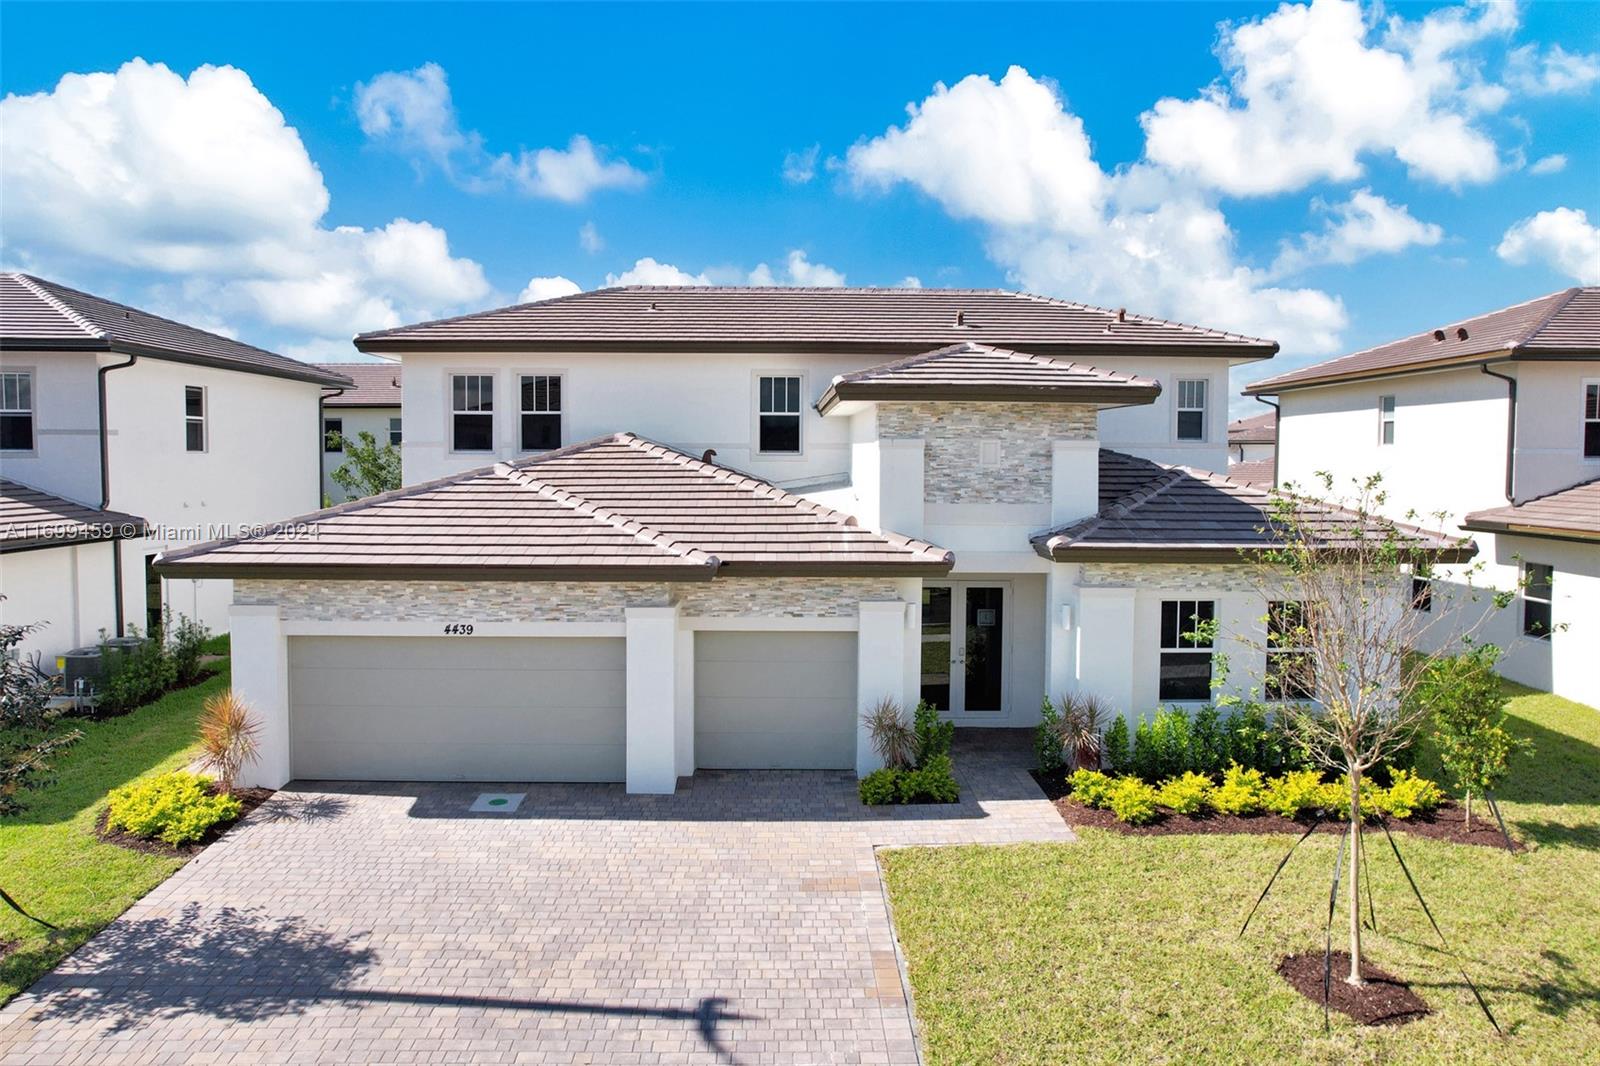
<box><xmin>0</xmin><ymin>732</ymin><xmax>1068</xmax><ymax>1065</ymax></box>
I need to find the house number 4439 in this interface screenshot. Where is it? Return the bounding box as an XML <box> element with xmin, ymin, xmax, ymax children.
<box><xmin>442</xmin><ymin>623</ymin><xmax>476</xmax><ymax>635</ymax></box>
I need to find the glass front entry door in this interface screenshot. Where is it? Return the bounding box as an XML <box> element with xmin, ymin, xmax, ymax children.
<box><xmin>920</xmin><ymin>583</ymin><xmax>1008</xmax><ymax>717</ymax></box>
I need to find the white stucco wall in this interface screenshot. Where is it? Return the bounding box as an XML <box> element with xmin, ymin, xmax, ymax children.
<box><xmin>320</xmin><ymin>405</ymin><xmax>401</xmax><ymax>503</ymax></box>
<box><xmin>0</xmin><ymin>350</ymin><xmax>102</xmax><ymax>505</ymax></box>
<box><xmin>0</xmin><ymin>541</ymin><xmax>120</xmax><ymax>664</ymax></box>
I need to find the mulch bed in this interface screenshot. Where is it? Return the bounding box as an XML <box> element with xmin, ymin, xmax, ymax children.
<box><xmin>1278</xmin><ymin>951</ymin><xmax>1431</xmax><ymax>1026</ymax></box>
<box><xmin>1033</xmin><ymin>770</ymin><xmax>1523</xmax><ymax>851</ymax></box>
<box><xmin>94</xmin><ymin>786</ymin><xmax>275</xmax><ymax>857</ymax></box>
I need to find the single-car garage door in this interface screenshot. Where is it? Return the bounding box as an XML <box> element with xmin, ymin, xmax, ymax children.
<box><xmin>694</xmin><ymin>631</ymin><xmax>857</xmax><ymax>770</ymax></box>
<box><xmin>288</xmin><ymin>636</ymin><xmax>626</xmax><ymax>782</ymax></box>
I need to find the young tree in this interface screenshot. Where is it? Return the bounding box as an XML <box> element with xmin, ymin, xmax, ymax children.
<box><xmin>1</xmin><ymin>612</ymin><xmax>83</xmax><ymax>816</ymax></box>
<box><xmin>1244</xmin><ymin>473</ymin><xmax>1504</xmax><ymax>987</ymax></box>
<box><xmin>1415</xmin><ymin>644</ymin><xmax>1531</xmax><ymax>827</ymax></box>
<box><xmin>328</xmin><ymin>430</ymin><xmax>402</xmax><ymax>502</ymax></box>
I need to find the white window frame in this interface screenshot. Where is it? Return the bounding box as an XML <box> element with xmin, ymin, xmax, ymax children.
<box><xmin>323</xmin><ymin>416</ymin><xmax>344</xmax><ymax>453</ymax></box>
<box><xmin>1522</xmin><ymin>562</ymin><xmax>1553</xmax><ymax>640</ymax></box>
<box><xmin>753</xmin><ymin>371</ymin><xmax>805</xmax><ymax>458</ymax></box>
<box><xmin>184</xmin><ymin>385</ymin><xmax>208</xmax><ymax>453</ymax></box>
<box><xmin>1158</xmin><ymin>598</ymin><xmax>1215</xmax><ymax>702</ymax></box>
<box><xmin>0</xmin><ymin>368</ymin><xmax>36</xmax><ymax>454</ymax></box>
<box><xmin>1583</xmin><ymin>379</ymin><xmax>1600</xmax><ymax>460</ymax></box>
<box><xmin>448</xmin><ymin>371</ymin><xmax>496</xmax><ymax>454</ymax></box>
<box><xmin>388</xmin><ymin>416</ymin><xmax>403</xmax><ymax>447</ymax></box>
<box><xmin>1266</xmin><ymin>600</ymin><xmax>1315</xmax><ymax>702</ymax></box>
<box><xmin>517</xmin><ymin>371</ymin><xmax>565</xmax><ymax>453</ymax></box>
<box><xmin>1378</xmin><ymin>394</ymin><xmax>1396</xmax><ymax>446</ymax></box>
<box><xmin>1174</xmin><ymin>378</ymin><xmax>1208</xmax><ymax>442</ymax></box>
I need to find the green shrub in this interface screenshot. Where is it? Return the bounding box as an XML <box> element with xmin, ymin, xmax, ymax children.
<box><xmin>164</xmin><ymin>608</ymin><xmax>212</xmax><ymax>686</ymax></box>
<box><xmin>900</xmin><ymin>754</ymin><xmax>960</xmax><ymax>803</ymax></box>
<box><xmin>1035</xmin><ymin>696</ymin><xmax>1065</xmax><ymax>774</ymax></box>
<box><xmin>106</xmin><ymin>771</ymin><xmax>241</xmax><ymax>845</ymax></box>
<box><xmin>859</xmin><ymin>768</ymin><xmax>903</xmax><ymax>805</ymax></box>
<box><xmin>97</xmin><ymin>628</ymin><xmax>177</xmax><ymax>715</ymax></box>
<box><xmin>1150</xmin><ymin>709</ymin><xmax>1193</xmax><ymax>777</ymax></box>
<box><xmin>1131</xmin><ymin>716</ymin><xmax>1157</xmax><ymax>781</ymax></box>
<box><xmin>1262</xmin><ymin>769</ymin><xmax>1328</xmax><ymax>818</ymax></box>
<box><xmin>1190</xmin><ymin>706</ymin><xmax>1226</xmax><ymax>777</ymax></box>
<box><xmin>1156</xmin><ymin>771</ymin><xmax>1214</xmax><ymax>815</ymax></box>
<box><xmin>1376</xmin><ymin>769</ymin><xmax>1444</xmax><ymax>820</ymax></box>
<box><xmin>1102</xmin><ymin>716</ymin><xmax>1131</xmax><ymax>774</ymax></box>
<box><xmin>1067</xmin><ymin>768</ymin><xmax>1116</xmax><ymax>808</ymax></box>
<box><xmin>1210</xmin><ymin>763</ymin><xmax>1266</xmax><ymax>815</ymax></box>
<box><xmin>1107</xmin><ymin>777</ymin><xmax>1160</xmax><ymax>825</ymax></box>
<box><xmin>913</xmin><ymin>700</ymin><xmax>954</xmax><ymax>766</ymax></box>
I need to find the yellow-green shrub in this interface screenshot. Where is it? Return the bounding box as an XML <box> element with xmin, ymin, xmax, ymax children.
<box><xmin>1156</xmin><ymin>771</ymin><xmax>1214</xmax><ymax>815</ymax></box>
<box><xmin>1262</xmin><ymin>769</ymin><xmax>1328</xmax><ymax>818</ymax></box>
<box><xmin>1210</xmin><ymin>763</ymin><xmax>1266</xmax><ymax>815</ymax></box>
<box><xmin>106</xmin><ymin>771</ymin><xmax>241</xmax><ymax>845</ymax></box>
<box><xmin>1068</xmin><ymin>769</ymin><xmax>1116</xmax><ymax>808</ymax></box>
<box><xmin>1108</xmin><ymin>777</ymin><xmax>1160</xmax><ymax>825</ymax></box>
<box><xmin>1375</xmin><ymin>769</ymin><xmax>1444</xmax><ymax>820</ymax></box>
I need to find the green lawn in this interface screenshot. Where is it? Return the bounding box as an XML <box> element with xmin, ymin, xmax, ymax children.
<box><xmin>0</xmin><ymin>664</ymin><xmax>229</xmax><ymax>1004</ymax></box>
<box><xmin>881</xmin><ymin>685</ymin><xmax>1600</xmax><ymax>1065</ymax></box>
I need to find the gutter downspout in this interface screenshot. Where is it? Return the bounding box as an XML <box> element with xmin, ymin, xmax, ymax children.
<box><xmin>1480</xmin><ymin>364</ymin><xmax>1517</xmax><ymax>503</ymax></box>
<box><xmin>1253</xmin><ymin>395</ymin><xmax>1280</xmax><ymax>489</ymax></box>
<box><xmin>318</xmin><ymin>386</ymin><xmax>345</xmax><ymax>507</ymax></box>
<box><xmin>98</xmin><ymin>353</ymin><xmax>138</xmax><ymax>636</ymax></box>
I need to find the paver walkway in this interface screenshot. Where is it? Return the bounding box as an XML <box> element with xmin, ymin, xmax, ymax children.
<box><xmin>0</xmin><ymin>731</ymin><xmax>1069</xmax><ymax>1065</ymax></box>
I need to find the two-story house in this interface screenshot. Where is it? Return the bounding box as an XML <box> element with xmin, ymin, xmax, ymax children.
<box><xmin>158</xmin><ymin>287</ymin><xmax>1463</xmax><ymax>792</ymax></box>
<box><xmin>315</xmin><ymin>362</ymin><xmax>403</xmax><ymax>503</ymax></box>
<box><xmin>1225</xmin><ymin>411</ymin><xmax>1276</xmax><ymax>485</ymax></box>
<box><xmin>1247</xmin><ymin>287</ymin><xmax>1599</xmax><ymax>709</ymax></box>
<box><xmin>0</xmin><ymin>273</ymin><xmax>350</xmax><ymax>664</ymax></box>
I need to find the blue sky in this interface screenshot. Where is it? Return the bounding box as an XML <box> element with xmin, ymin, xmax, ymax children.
<box><xmin>2</xmin><ymin>1</ymin><xmax>1596</xmax><ymax>412</ymax></box>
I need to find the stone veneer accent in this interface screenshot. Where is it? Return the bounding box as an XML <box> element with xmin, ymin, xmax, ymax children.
<box><xmin>1078</xmin><ymin>562</ymin><xmax>1259</xmax><ymax>592</ymax></box>
<box><xmin>234</xmin><ymin>577</ymin><xmax>901</xmax><ymax>623</ymax></box>
<box><xmin>876</xmin><ymin>401</ymin><xmax>1096</xmax><ymax>505</ymax></box>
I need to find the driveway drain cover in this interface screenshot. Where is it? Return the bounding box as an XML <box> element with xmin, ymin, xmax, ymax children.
<box><xmin>469</xmin><ymin>792</ymin><xmax>525</xmax><ymax>813</ymax></box>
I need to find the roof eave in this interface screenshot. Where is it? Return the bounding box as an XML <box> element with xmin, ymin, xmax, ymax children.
<box><xmin>816</xmin><ymin>381</ymin><xmax>1161</xmax><ymax>415</ymax></box>
<box><xmin>1240</xmin><ymin>346</ymin><xmax>1600</xmax><ymax>395</ymax></box>
<box><xmin>355</xmin><ymin>336</ymin><xmax>1276</xmax><ymax>360</ymax></box>
<box><xmin>1</xmin><ymin>337</ymin><xmax>352</xmax><ymax>388</ymax></box>
<box><xmin>1039</xmin><ymin>542</ymin><xmax>1477</xmax><ymax>563</ymax></box>
<box><xmin>1458</xmin><ymin>518</ymin><xmax>1600</xmax><ymax>544</ymax></box>
<box><xmin>151</xmin><ymin>561</ymin><xmax>723</xmax><ymax>582</ymax></box>
<box><xmin>2</xmin><ymin>525</ymin><xmax>148</xmax><ymax>554</ymax></box>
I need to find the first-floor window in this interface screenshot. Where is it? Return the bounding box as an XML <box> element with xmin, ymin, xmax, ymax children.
<box><xmin>519</xmin><ymin>374</ymin><xmax>562</xmax><ymax>451</ymax></box>
<box><xmin>388</xmin><ymin>417</ymin><xmax>403</xmax><ymax>446</ymax></box>
<box><xmin>1523</xmin><ymin>562</ymin><xmax>1553</xmax><ymax>639</ymax></box>
<box><xmin>1267</xmin><ymin>601</ymin><xmax>1315</xmax><ymax>701</ymax></box>
<box><xmin>0</xmin><ymin>370</ymin><xmax>34</xmax><ymax>450</ymax></box>
<box><xmin>758</xmin><ymin>375</ymin><xmax>801</xmax><ymax>453</ymax></box>
<box><xmin>1159</xmin><ymin>599</ymin><xmax>1215</xmax><ymax>701</ymax></box>
<box><xmin>1584</xmin><ymin>382</ymin><xmax>1599</xmax><ymax>458</ymax></box>
<box><xmin>184</xmin><ymin>386</ymin><xmax>207</xmax><ymax>452</ymax></box>
<box><xmin>1411</xmin><ymin>577</ymin><xmax>1433</xmax><ymax>612</ymax></box>
<box><xmin>451</xmin><ymin>374</ymin><xmax>494</xmax><ymax>452</ymax></box>
<box><xmin>323</xmin><ymin>417</ymin><xmax>343</xmax><ymax>452</ymax></box>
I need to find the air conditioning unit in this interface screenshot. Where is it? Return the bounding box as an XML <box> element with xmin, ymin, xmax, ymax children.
<box><xmin>59</xmin><ymin>646</ymin><xmax>106</xmax><ymax>703</ymax></box>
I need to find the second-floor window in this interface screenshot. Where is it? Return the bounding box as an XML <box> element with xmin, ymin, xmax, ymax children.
<box><xmin>1175</xmin><ymin>379</ymin><xmax>1207</xmax><ymax>441</ymax></box>
<box><xmin>324</xmin><ymin>417</ymin><xmax>344</xmax><ymax>453</ymax></box>
<box><xmin>0</xmin><ymin>370</ymin><xmax>33</xmax><ymax>451</ymax></box>
<box><xmin>1379</xmin><ymin>395</ymin><xmax>1396</xmax><ymax>445</ymax></box>
<box><xmin>758</xmin><ymin>375</ymin><xmax>801</xmax><ymax>453</ymax></box>
<box><xmin>389</xmin><ymin>417</ymin><xmax>403</xmax><ymax>446</ymax></box>
<box><xmin>520</xmin><ymin>374</ymin><xmax>562</xmax><ymax>451</ymax></box>
<box><xmin>1585</xmin><ymin>382</ymin><xmax>1599</xmax><ymax>458</ymax></box>
<box><xmin>1159</xmin><ymin>599</ymin><xmax>1215</xmax><ymax>700</ymax></box>
<box><xmin>1523</xmin><ymin>562</ymin><xmax>1553</xmax><ymax>640</ymax></box>
<box><xmin>451</xmin><ymin>374</ymin><xmax>494</xmax><ymax>452</ymax></box>
<box><xmin>184</xmin><ymin>386</ymin><xmax>207</xmax><ymax>452</ymax></box>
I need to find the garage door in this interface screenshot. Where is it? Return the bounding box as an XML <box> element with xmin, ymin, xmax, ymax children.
<box><xmin>694</xmin><ymin>631</ymin><xmax>857</xmax><ymax>770</ymax></box>
<box><xmin>288</xmin><ymin>636</ymin><xmax>626</xmax><ymax>782</ymax></box>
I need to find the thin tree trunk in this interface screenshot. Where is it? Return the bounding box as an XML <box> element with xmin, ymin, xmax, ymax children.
<box><xmin>1465</xmin><ymin>790</ymin><xmax>1473</xmax><ymax>829</ymax></box>
<box><xmin>1347</xmin><ymin>767</ymin><xmax>1365</xmax><ymax>986</ymax></box>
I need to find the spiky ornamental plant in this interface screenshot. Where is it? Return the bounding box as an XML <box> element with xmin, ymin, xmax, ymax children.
<box><xmin>1237</xmin><ymin>472</ymin><xmax>1509</xmax><ymax>988</ymax></box>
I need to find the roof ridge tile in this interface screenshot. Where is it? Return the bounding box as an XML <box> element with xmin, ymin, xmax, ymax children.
<box><xmin>10</xmin><ymin>273</ymin><xmax>105</xmax><ymax>340</ymax></box>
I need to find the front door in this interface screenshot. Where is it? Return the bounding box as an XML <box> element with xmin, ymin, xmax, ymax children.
<box><xmin>920</xmin><ymin>582</ymin><xmax>1008</xmax><ymax>718</ymax></box>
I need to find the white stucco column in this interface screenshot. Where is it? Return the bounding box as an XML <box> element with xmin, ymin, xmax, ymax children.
<box><xmin>856</xmin><ymin>600</ymin><xmax>909</xmax><ymax>776</ymax></box>
<box><xmin>1051</xmin><ymin>439</ymin><xmax>1100</xmax><ymax>528</ymax></box>
<box><xmin>877</xmin><ymin>438</ymin><xmax>926</xmax><ymax>537</ymax></box>
<box><xmin>625</xmin><ymin>605</ymin><xmax>680</xmax><ymax>794</ymax></box>
<box><xmin>1076</xmin><ymin>586</ymin><xmax>1137</xmax><ymax>723</ymax></box>
<box><xmin>673</xmin><ymin>624</ymin><xmax>695</xmax><ymax>778</ymax></box>
<box><xmin>230</xmin><ymin>603</ymin><xmax>290</xmax><ymax>788</ymax></box>
<box><xmin>1044</xmin><ymin>564</ymin><xmax>1079</xmax><ymax>702</ymax></box>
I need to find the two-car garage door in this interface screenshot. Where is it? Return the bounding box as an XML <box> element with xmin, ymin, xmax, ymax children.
<box><xmin>286</xmin><ymin>630</ymin><xmax>858</xmax><ymax>781</ymax></box>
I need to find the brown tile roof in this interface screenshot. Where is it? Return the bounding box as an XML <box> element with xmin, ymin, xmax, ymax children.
<box><xmin>0</xmin><ymin>273</ymin><xmax>350</xmax><ymax>388</ymax></box>
<box><xmin>1461</xmin><ymin>477</ymin><xmax>1600</xmax><ymax>542</ymax></box>
<box><xmin>1227</xmin><ymin>411</ymin><xmax>1277</xmax><ymax>443</ymax></box>
<box><xmin>155</xmin><ymin>433</ymin><xmax>953</xmax><ymax>580</ymax></box>
<box><xmin>814</xmin><ymin>342</ymin><xmax>1161</xmax><ymax>414</ymax></box>
<box><xmin>355</xmin><ymin>286</ymin><xmax>1279</xmax><ymax>359</ymax></box>
<box><xmin>1032</xmin><ymin>451</ymin><xmax>1474</xmax><ymax>562</ymax></box>
<box><xmin>1</xmin><ymin>480</ymin><xmax>147</xmax><ymax>552</ymax></box>
<box><xmin>1225</xmin><ymin>458</ymin><xmax>1276</xmax><ymax>486</ymax></box>
<box><xmin>1246</xmin><ymin>287</ymin><xmax>1600</xmax><ymax>394</ymax></box>
<box><xmin>315</xmin><ymin>362</ymin><xmax>402</xmax><ymax>406</ymax></box>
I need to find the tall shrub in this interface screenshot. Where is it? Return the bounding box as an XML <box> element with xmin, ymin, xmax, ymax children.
<box><xmin>1417</xmin><ymin>645</ymin><xmax>1531</xmax><ymax>827</ymax></box>
<box><xmin>1034</xmin><ymin>696</ymin><xmax>1064</xmax><ymax>773</ymax></box>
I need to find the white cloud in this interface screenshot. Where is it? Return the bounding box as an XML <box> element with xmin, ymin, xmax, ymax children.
<box><xmin>1505</xmin><ymin>43</ymin><xmax>1600</xmax><ymax>95</ymax></box>
<box><xmin>605</xmin><ymin>257</ymin><xmax>713</xmax><ymax>287</ymax></box>
<box><xmin>782</xmin><ymin>144</ymin><xmax>820</xmax><ymax>184</ymax></box>
<box><xmin>355</xmin><ymin>63</ymin><xmax>645</xmax><ymax>202</ymax></box>
<box><xmin>1140</xmin><ymin>0</ymin><xmax>1511</xmax><ymax>196</ymax></box>
<box><xmin>1272</xmin><ymin>189</ymin><xmax>1443</xmax><ymax>276</ymax></box>
<box><xmin>578</xmin><ymin>221</ymin><xmax>604</xmax><ymax>253</ymax></box>
<box><xmin>1528</xmin><ymin>153</ymin><xmax>1568</xmax><ymax>175</ymax></box>
<box><xmin>519</xmin><ymin>275</ymin><xmax>582</xmax><ymax>302</ymax></box>
<box><xmin>605</xmin><ymin>250</ymin><xmax>847</xmax><ymax>288</ymax></box>
<box><xmin>1496</xmin><ymin>207</ymin><xmax>1600</xmax><ymax>284</ymax></box>
<box><xmin>895</xmin><ymin>276</ymin><xmax>923</xmax><ymax>289</ymax></box>
<box><xmin>778</xmin><ymin>249</ymin><xmax>845</xmax><ymax>286</ymax></box>
<box><xmin>0</xmin><ymin>59</ymin><xmax>490</xmax><ymax>345</ymax></box>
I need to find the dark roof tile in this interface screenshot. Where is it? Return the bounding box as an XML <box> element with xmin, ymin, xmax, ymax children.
<box><xmin>1462</xmin><ymin>477</ymin><xmax>1600</xmax><ymax>541</ymax></box>
<box><xmin>1</xmin><ymin>480</ymin><xmax>147</xmax><ymax>552</ymax></box>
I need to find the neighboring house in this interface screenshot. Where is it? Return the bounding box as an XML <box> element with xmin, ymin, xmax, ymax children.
<box><xmin>1247</xmin><ymin>287</ymin><xmax>1600</xmax><ymax>708</ymax></box>
<box><xmin>159</xmin><ymin>287</ymin><xmax>1461</xmax><ymax>792</ymax></box>
<box><xmin>1226</xmin><ymin>411</ymin><xmax>1276</xmax><ymax>485</ymax></box>
<box><xmin>0</xmin><ymin>272</ymin><xmax>350</xmax><ymax>663</ymax></box>
<box><xmin>314</xmin><ymin>362</ymin><xmax>402</xmax><ymax>503</ymax></box>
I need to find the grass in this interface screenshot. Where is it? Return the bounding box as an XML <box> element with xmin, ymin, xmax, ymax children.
<box><xmin>0</xmin><ymin>664</ymin><xmax>229</xmax><ymax>1005</ymax></box>
<box><xmin>881</xmin><ymin>684</ymin><xmax>1600</xmax><ymax>1064</ymax></box>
